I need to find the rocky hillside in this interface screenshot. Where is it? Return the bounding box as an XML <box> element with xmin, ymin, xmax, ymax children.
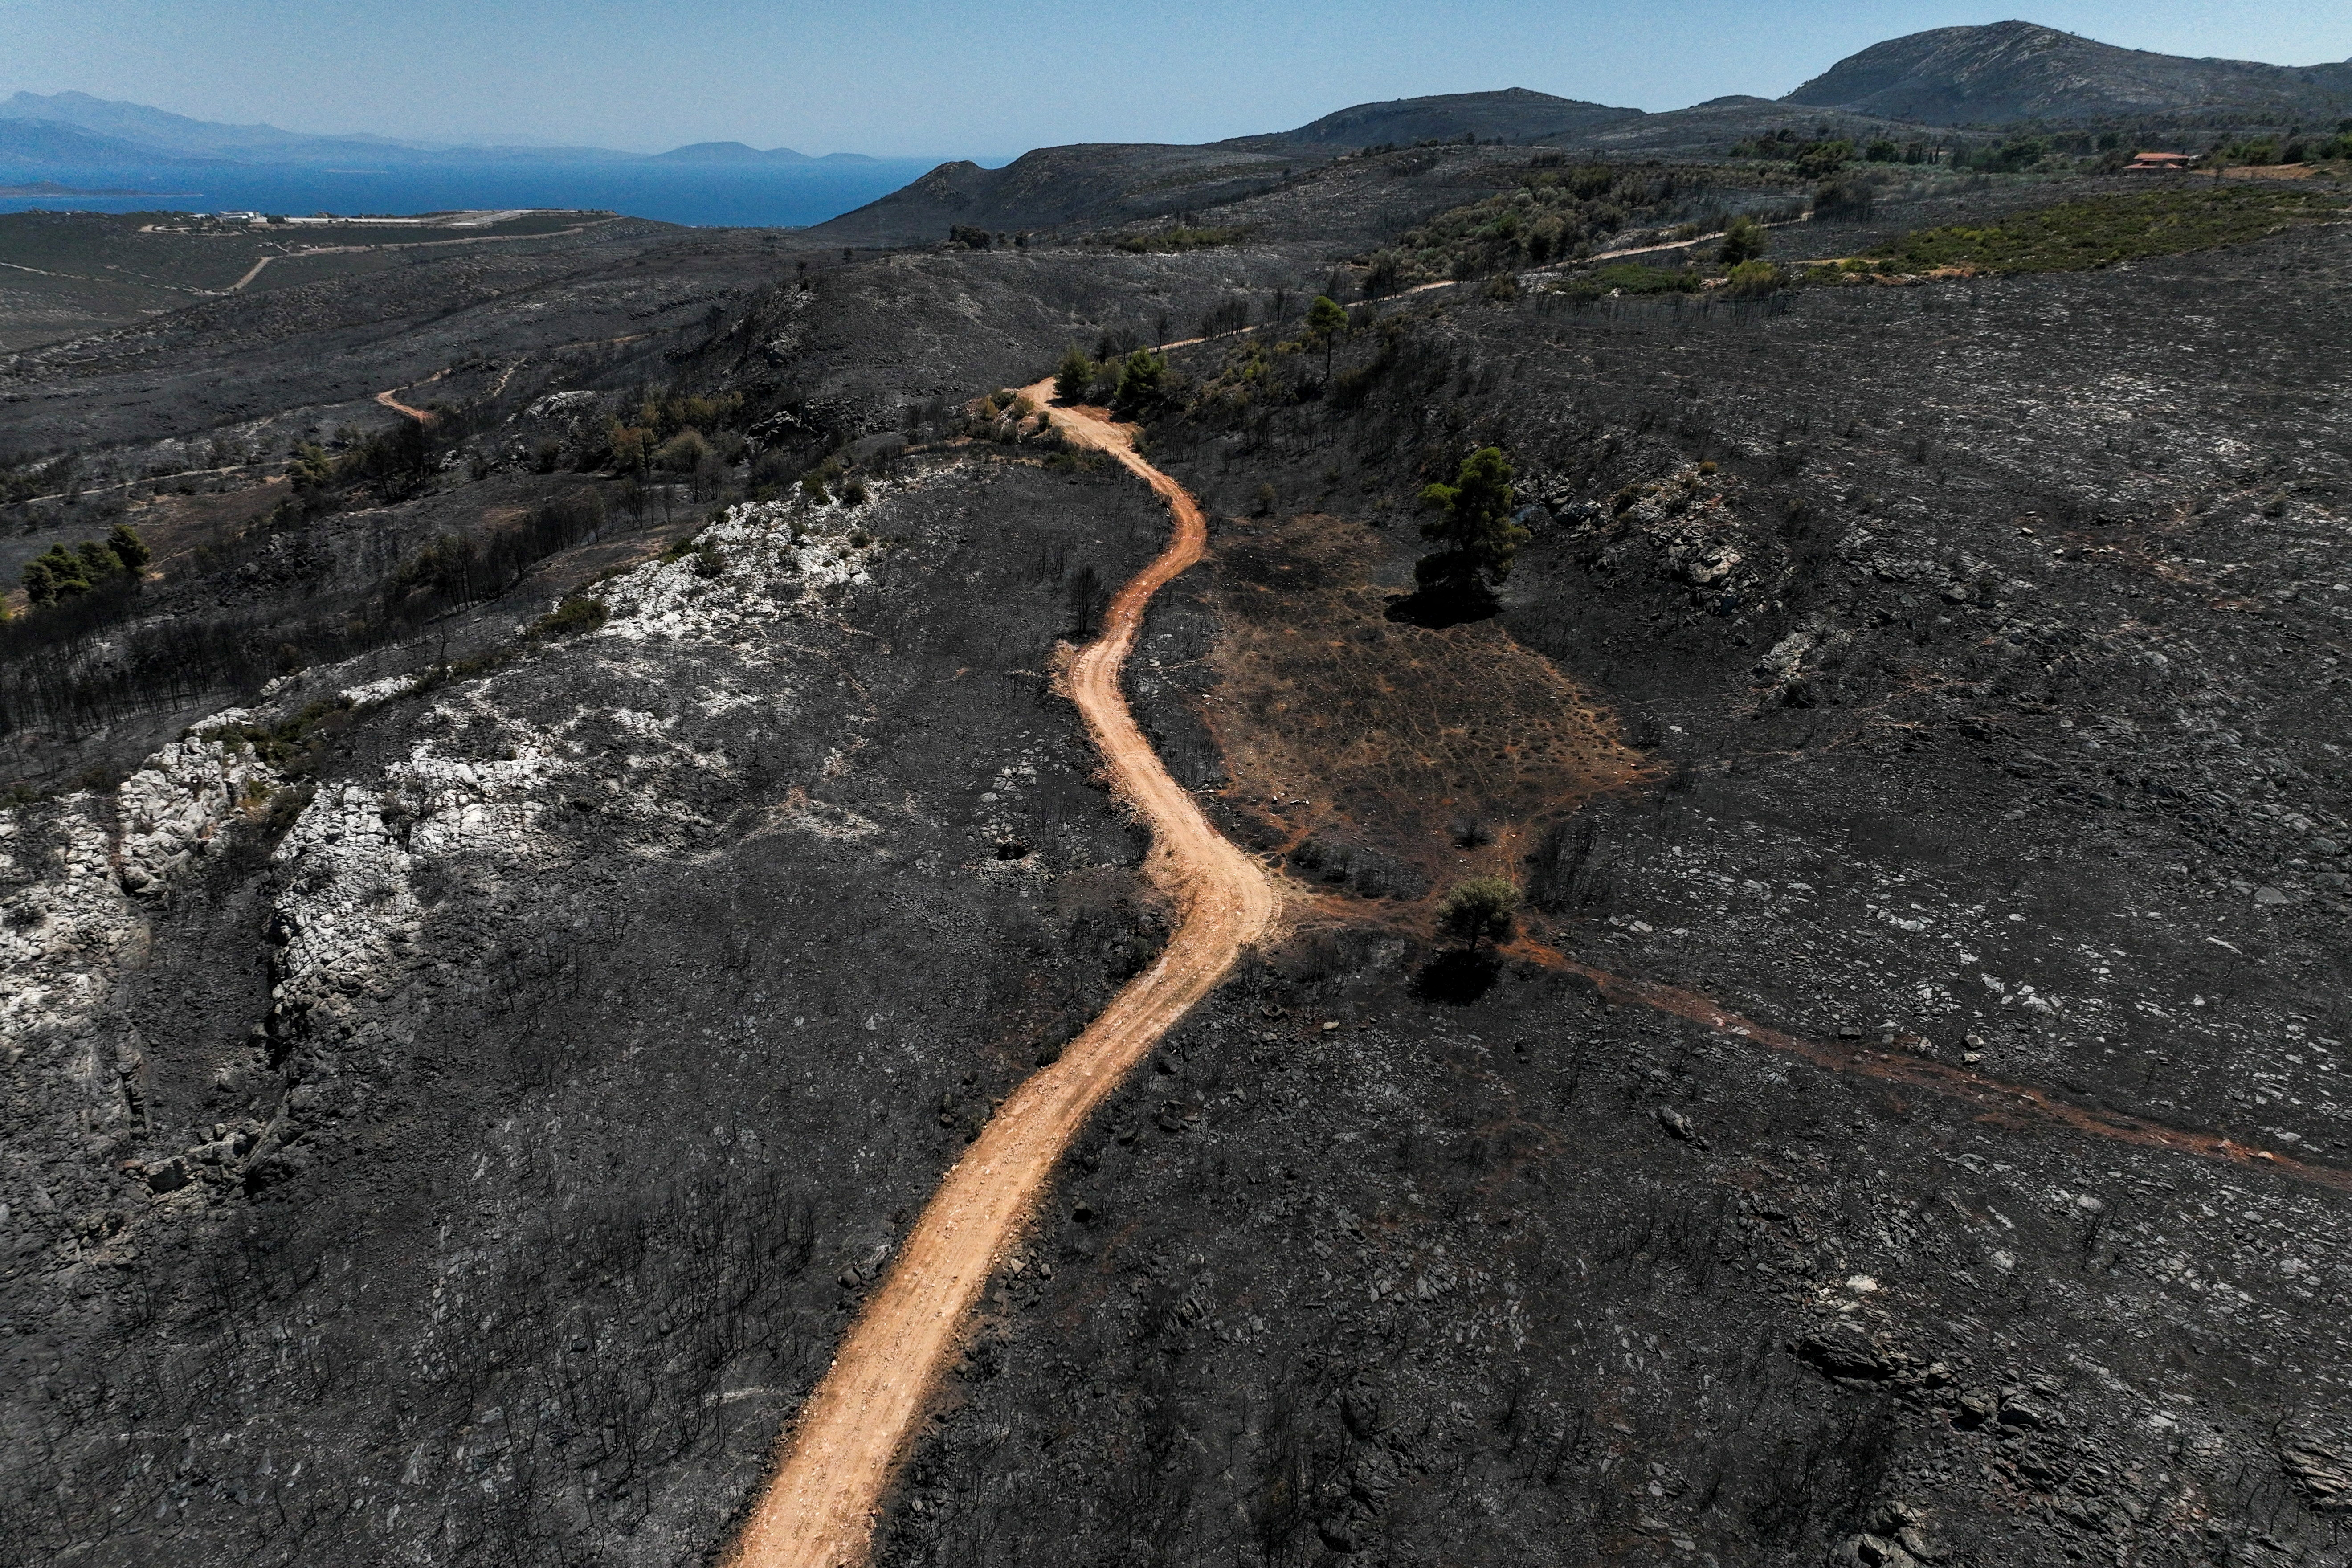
<box><xmin>1784</xmin><ymin>20</ymin><xmax>2352</xmax><ymax>125</ymax></box>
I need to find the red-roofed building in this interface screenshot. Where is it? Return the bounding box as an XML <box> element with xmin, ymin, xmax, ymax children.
<box><xmin>2125</xmin><ymin>151</ymin><xmax>2192</xmax><ymax>172</ymax></box>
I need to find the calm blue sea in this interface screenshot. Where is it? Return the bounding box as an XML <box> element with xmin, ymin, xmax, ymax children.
<box><xmin>0</xmin><ymin>157</ymin><xmax>981</xmax><ymax>228</ymax></box>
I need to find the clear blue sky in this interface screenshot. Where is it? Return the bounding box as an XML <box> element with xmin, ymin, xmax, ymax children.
<box><xmin>8</xmin><ymin>1</ymin><xmax>2350</xmax><ymax>157</ymax></box>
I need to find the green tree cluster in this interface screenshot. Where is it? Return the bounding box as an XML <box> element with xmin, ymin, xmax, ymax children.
<box><xmin>0</xmin><ymin>450</ymin><xmax>80</xmax><ymax>506</ymax></box>
<box><xmin>1858</xmin><ymin>186</ymin><xmax>2339</xmax><ymax>276</ymax></box>
<box><xmin>1957</xmin><ymin>135</ymin><xmax>2052</xmax><ymax>172</ymax></box>
<box><xmin>604</xmin><ymin>388</ymin><xmax>745</xmax><ymax>475</ymax></box>
<box><xmin>1729</xmin><ymin>131</ymin><xmax>1853</xmax><ymax>175</ymax></box>
<box><xmin>1370</xmin><ymin>163</ymin><xmax>1717</xmax><ymax>285</ymax></box>
<box><xmin>1112</xmin><ymin>348</ymin><xmax>1171</xmax><ymax>416</ymax></box>
<box><xmin>20</xmin><ymin>524</ymin><xmax>149</xmax><ymax>607</ymax></box>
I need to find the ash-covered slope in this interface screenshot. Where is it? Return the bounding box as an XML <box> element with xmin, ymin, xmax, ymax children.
<box><xmin>0</xmin><ymin>461</ymin><xmax>1189</xmax><ymax>1566</ymax></box>
<box><xmin>868</xmin><ymin>185</ymin><xmax>2352</xmax><ymax>1568</ymax></box>
<box><xmin>807</xmin><ymin>89</ymin><xmax>1640</xmax><ymax>249</ymax></box>
<box><xmin>804</xmin><ymin>144</ymin><xmax>1298</xmax><ymax>248</ymax></box>
<box><xmin>1221</xmin><ymin>86</ymin><xmax>1642</xmax><ymax>151</ymax></box>
<box><xmin>1783</xmin><ymin>20</ymin><xmax>2352</xmax><ymax>125</ymax></box>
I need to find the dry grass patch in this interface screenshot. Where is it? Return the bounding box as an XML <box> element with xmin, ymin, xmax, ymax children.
<box><xmin>1202</xmin><ymin>510</ymin><xmax>1654</xmax><ymax>897</ymax></box>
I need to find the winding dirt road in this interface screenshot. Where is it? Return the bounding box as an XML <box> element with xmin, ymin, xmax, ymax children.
<box><xmin>726</xmin><ymin>383</ymin><xmax>1278</xmax><ymax>1568</ymax></box>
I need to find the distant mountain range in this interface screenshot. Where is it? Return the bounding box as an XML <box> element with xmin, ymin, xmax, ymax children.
<box><xmin>652</xmin><ymin>142</ymin><xmax>880</xmax><ymax>166</ymax></box>
<box><xmin>0</xmin><ymin>90</ymin><xmax>888</xmax><ymax>171</ymax></box>
<box><xmin>805</xmin><ymin>21</ymin><xmax>2352</xmax><ymax>246</ymax></box>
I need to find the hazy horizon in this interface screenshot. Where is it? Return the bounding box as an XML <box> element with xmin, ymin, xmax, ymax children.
<box><xmin>7</xmin><ymin>1</ymin><xmax>2350</xmax><ymax>162</ymax></box>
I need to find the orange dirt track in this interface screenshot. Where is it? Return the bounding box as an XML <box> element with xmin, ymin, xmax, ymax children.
<box><xmin>724</xmin><ymin>384</ymin><xmax>1279</xmax><ymax>1568</ymax></box>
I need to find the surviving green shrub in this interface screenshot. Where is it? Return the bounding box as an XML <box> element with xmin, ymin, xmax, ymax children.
<box><xmin>528</xmin><ymin>597</ymin><xmax>609</xmax><ymax>638</ymax></box>
<box><xmin>1112</xmin><ymin>349</ymin><xmax>1171</xmax><ymax>416</ymax></box>
<box><xmin>1437</xmin><ymin>877</ymin><xmax>1521</xmax><ymax>951</ymax></box>
<box><xmin>1793</xmin><ymin>139</ymin><xmax>1853</xmax><ymax>177</ymax></box>
<box><xmin>653</xmin><ymin>429</ymin><xmax>711</xmax><ymax>473</ymax></box>
<box><xmin>802</xmin><ymin>457</ymin><xmax>844</xmax><ymax>500</ymax></box>
<box><xmin>1717</xmin><ymin>214</ymin><xmax>1769</xmax><ymax>265</ymax></box>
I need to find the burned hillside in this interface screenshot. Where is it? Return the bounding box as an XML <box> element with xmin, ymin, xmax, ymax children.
<box><xmin>2</xmin><ymin>97</ymin><xmax>2350</xmax><ymax>1568</ymax></box>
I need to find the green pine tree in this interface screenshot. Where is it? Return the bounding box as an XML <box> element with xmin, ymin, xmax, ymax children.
<box><xmin>107</xmin><ymin>523</ymin><xmax>151</xmax><ymax>573</ymax></box>
<box><xmin>1413</xmin><ymin>446</ymin><xmax>1527</xmax><ymax>607</ymax></box>
<box><xmin>1304</xmin><ymin>294</ymin><xmax>1348</xmax><ymax>380</ymax></box>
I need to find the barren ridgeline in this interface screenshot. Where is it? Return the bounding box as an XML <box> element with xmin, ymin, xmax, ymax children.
<box><xmin>724</xmin><ymin>384</ymin><xmax>1279</xmax><ymax>1568</ymax></box>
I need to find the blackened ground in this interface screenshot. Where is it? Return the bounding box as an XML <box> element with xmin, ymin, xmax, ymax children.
<box><xmin>875</xmin><ymin>955</ymin><xmax>2351</xmax><ymax>1568</ymax></box>
<box><xmin>0</xmin><ymin>459</ymin><xmax>1189</xmax><ymax>1567</ymax></box>
<box><xmin>5</xmin><ymin>161</ymin><xmax>2351</xmax><ymax>1568</ymax></box>
<box><xmin>869</xmin><ymin>216</ymin><xmax>2352</xmax><ymax>1566</ymax></box>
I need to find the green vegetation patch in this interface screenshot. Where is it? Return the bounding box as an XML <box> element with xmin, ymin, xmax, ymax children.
<box><xmin>199</xmin><ymin>696</ymin><xmax>355</xmax><ymax>773</ymax></box>
<box><xmin>528</xmin><ymin>596</ymin><xmax>609</xmax><ymax>638</ymax></box>
<box><xmin>1860</xmin><ymin>186</ymin><xmax>2346</xmax><ymax>276</ymax></box>
<box><xmin>1364</xmin><ymin>163</ymin><xmax>1789</xmax><ymax>288</ymax></box>
<box><xmin>1110</xmin><ymin>224</ymin><xmax>1247</xmax><ymax>253</ymax></box>
<box><xmin>1549</xmin><ymin>263</ymin><xmax>1702</xmax><ymax>302</ymax></box>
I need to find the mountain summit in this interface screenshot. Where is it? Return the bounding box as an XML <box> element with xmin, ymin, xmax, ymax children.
<box><xmin>1782</xmin><ymin>20</ymin><xmax>2352</xmax><ymax>124</ymax></box>
<box><xmin>1224</xmin><ymin>87</ymin><xmax>1641</xmax><ymax>151</ymax></box>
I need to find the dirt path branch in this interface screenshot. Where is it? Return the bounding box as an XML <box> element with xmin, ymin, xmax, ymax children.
<box><xmin>1522</xmin><ymin>943</ymin><xmax>2350</xmax><ymax>1192</ymax></box>
<box><xmin>725</xmin><ymin>383</ymin><xmax>1278</xmax><ymax>1568</ymax></box>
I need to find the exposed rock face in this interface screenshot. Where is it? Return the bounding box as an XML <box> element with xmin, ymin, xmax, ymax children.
<box><xmin>114</xmin><ymin>736</ymin><xmax>273</xmax><ymax>898</ymax></box>
<box><xmin>1554</xmin><ymin>462</ymin><xmax>1787</xmax><ymax>620</ymax></box>
<box><xmin>4</xmin><ymin>732</ymin><xmax>267</xmax><ymax>1134</ymax></box>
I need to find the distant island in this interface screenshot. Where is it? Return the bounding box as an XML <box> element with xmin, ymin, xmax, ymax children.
<box><xmin>651</xmin><ymin>142</ymin><xmax>882</xmax><ymax>165</ymax></box>
<box><xmin>0</xmin><ymin>178</ymin><xmax>187</xmax><ymax>197</ymax></box>
<box><xmin>0</xmin><ymin>91</ymin><xmax>902</xmax><ymax>171</ymax></box>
